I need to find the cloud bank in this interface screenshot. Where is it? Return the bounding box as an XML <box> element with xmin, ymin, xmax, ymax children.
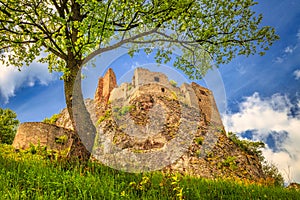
<box><xmin>0</xmin><ymin>62</ymin><xmax>56</xmax><ymax>103</ymax></box>
<box><xmin>223</xmin><ymin>93</ymin><xmax>300</xmax><ymax>183</ymax></box>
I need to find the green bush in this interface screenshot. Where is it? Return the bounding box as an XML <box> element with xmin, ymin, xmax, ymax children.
<box><xmin>169</xmin><ymin>80</ymin><xmax>177</xmax><ymax>87</ymax></box>
<box><xmin>55</xmin><ymin>135</ymin><xmax>68</xmax><ymax>144</ymax></box>
<box><xmin>0</xmin><ymin>108</ymin><xmax>19</xmax><ymax>144</ymax></box>
<box><xmin>228</xmin><ymin>132</ymin><xmax>265</xmax><ymax>158</ymax></box>
<box><xmin>43</xmin><ymin>113</ymin><xmax>61</xmax><ymax>125</ymax></box>
<box><xmin>97</xmin><ymin>110</ymin><xmax>111</xmax><ymax>124</ymax></box>
<box><xmin>262</xmin><ymin>161</ymin><xmax>284</xmax><ymax>187</ymax></box>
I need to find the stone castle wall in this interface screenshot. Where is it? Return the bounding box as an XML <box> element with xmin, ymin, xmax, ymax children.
<box><xmin>13</xmin><ymin>122</ymin><xmax>73</xmax><ymax>151</ymax></box>
<box><xmin>191</xmin><ymin>83</ymin><xmax>224</xmax><ymax>129</ymax></box>
<box><xmin>132</xmin><ymin>68</ymin><xmax>170</xmax><ymax>87</ymax></box>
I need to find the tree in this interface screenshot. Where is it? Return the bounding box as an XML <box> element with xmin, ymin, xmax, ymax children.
<box><xmin>0</xmin><ymin>0</ymin><xmax>279</xmax><ymax>160</ymax></box>
<box><xmin>0</xmin><ymin>108</ymin><xmax>19</xmax><ymax>144</ymax></box>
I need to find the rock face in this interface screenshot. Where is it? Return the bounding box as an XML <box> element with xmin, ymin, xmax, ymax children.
<box><xmin>13</xmin><ymin>122</ymin><xmax>72</xmax><ymax>151</ymax></box>
<box><xmin>55</xmin><ymin>98</ymin><xmax>95</xmax><ymax>130</ymax></box>
<box><xmin>55</xmin><ymin>108</ymin><xmax>73</xmax><ymax>130</ymax></box>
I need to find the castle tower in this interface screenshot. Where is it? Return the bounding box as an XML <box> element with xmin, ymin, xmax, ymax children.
<box><xmin>94</xmin><ymin>68</ymin><xmax>117</xmax><ymax>116</ymax></box>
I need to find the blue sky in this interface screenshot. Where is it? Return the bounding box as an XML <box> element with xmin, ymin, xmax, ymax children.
<box><xmin>1</xmin><ymin>0</ymin><xmax>300</xmax><ymax>183</ymax></box>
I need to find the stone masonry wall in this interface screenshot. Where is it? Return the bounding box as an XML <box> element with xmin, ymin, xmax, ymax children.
<box><xmin>13</xmin><ymin>122</ymin><xmax>73</xmax><ymax>151</ymax></box>
<box><xmin>191</xmin><ymin>82</ymin><xmax>224</xmax><ymax>129</ymax></box>
<box><xmin>132</xmin><ymin>68</ymin><xmax>170</xmax><ymax>87</ymax></box>
<box><xmin>94</xmin><ymin>68</ymin><xmax>117</xmax><ymax>117</ymax></box>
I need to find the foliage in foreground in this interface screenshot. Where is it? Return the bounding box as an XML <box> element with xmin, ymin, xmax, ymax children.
<box><xmin>0</xmin><ymin>144</ymin><xmax>299</xmax><ymax>200</ymax></box>
<box><xmin>0</xmin><ymin>108</ymin><xmax>19</xmax><ymax>144</ymax></box>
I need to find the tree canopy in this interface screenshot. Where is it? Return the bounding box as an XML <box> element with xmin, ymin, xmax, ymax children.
<box><xmin>1</xmin><ymin>0</ymin><xmax>278</xmax><ymax>79</ymax></box>
<box><xmin>0</xmin><ymin>108</ymin><xmax>19</xmax><ymax>144</ymax></box>
<box><xmin>0</xmin><ymin>0</ymin><xmax>279</xmax><ymax>160</ymax></box>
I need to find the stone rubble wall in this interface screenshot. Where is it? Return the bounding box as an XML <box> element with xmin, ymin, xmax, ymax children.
<box><xmin>12</xmin><ymin>122</ymin><xmax>73</xmax><ymax>151</ymax></box>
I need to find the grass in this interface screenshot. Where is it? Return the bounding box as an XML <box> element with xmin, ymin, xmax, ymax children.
<box><xmin>0</xmin><ymin>144</ymin><xmax>299</xmax><ymax>200</ymax></box>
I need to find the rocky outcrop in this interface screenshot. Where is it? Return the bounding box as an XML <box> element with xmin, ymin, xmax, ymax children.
<box><xmin>287</xmin><ymin>182</ymin><xmax>300</xmax><ymax>190</ymax></box>
<box><xmin>92</xmin><ymin>68</ymin><xmax>266</xmax><ymax>182</ymax></box>
<box><xmin>164</xmin><ymin>132</ymin><xmax>264</xmax><ymax>181</ymax></box>
<box><xmin>55</xmin><ymin>98</ymin><xmax>95</xmax><ymax>130</ymax></box>
<box><xmin>12</xmin><ymin>122</ymin><xmax>72</xmax><ymax>151</ymax></box>
<box><xmin>55</xmin><ymin>108</ymin><xmax>73</xmax><ymax>130</ymax></box>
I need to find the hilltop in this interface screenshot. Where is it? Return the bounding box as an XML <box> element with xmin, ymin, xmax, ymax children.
<box><xmin>13</xmin><ymin>68</ymin><xmax>281</xmax><ymax>184</ymax></box>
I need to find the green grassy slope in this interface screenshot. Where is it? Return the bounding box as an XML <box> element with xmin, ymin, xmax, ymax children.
<box><xmin>0</xmin><ymin>144</ymin><xmax>299</xmax><ymax>200</ymax></box>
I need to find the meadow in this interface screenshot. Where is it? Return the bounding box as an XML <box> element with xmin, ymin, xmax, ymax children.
<box><xmin>0</xmin><ymin>144</ymin><xmax>299</xmax><ymax>200</ymax></box>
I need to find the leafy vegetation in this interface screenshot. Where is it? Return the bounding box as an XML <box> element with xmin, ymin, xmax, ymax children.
<box><xmin>0</xmin><ymin>0</ymin><xmax>280</xmax><ymax>160</ymax></box>
<box><xmin>97</xmin><ymin>110</ymin><xmax>112</xmax><ymax>124</ymax></box>
<box><xmin>220</xmin><ymin>156</ymin><xmax>238</xmax><ymax>171</ymax></box>
<box><xmin>228</xmin><ymin>132</ymin><xmax>265</xmax><ymax>158</ymax></box>
<box><xmin>55</xmin><ymin>135</ymin><xmax>68</xmax><ymax>145</ymax></box>
<box><xmin>228</xmin><ymin>132</ymin><xmax>284</xmax><ymax>186</ymax></box>
<box><xmin>112</xmin><ymin>105</ymin><xmax>136</xmax><ymax>118</ymax></box>
<box><xmin>262</xmin><ymin>161</ymin><xmax>285</xmax><ymax>187</ymax></box>
<box><xmin>194</xmin><ymin>136</ymin><xmax>204</xmax><ymax>145</ymax></box>
<box><xmin>0</xmin><ymin>108</ymin><xmax>19</xmax><ymax>144</ymax></box>
<box><xmin>169</xmin><ymin>80</ymin><xmax>178</xmax><ymax>87</ymax></box>
<box><xmin>0</xmin><ymin>144</ymin><xmax>299</xmax><ymax>199</ymax></box>
<box><xmin>42</xmin><ymin>113</ymin><xmax>61</xmax><ymax>125</ymax></box>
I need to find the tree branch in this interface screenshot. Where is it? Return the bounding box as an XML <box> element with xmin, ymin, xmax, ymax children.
<box><xmin>82</xmin><ymin>27</ymin><xmax>159</xmax><ymax>65</ymax></box>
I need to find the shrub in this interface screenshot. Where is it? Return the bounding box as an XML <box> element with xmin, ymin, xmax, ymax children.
<box><xmin>228</xmin><ymin>132</ymin><xmax>265</xmax><ymax>159</ymax></box>
<box><xmin>43</xmin><ymin>113</ymin><xmax>61</xmax><ymax>125</ymax></box>
<box><xmin>0</xmin><ymin>108</ymin><xmax>19</xmax><ymax>144</ymax></box>
<box><xmin>228</xmin><ymin>132</ymin><xmax>284</xmax><ymax>186</ymax></box>
<box><xmin>262</xmin><ymin>161</ymin><xmax>284</xmax><ymax>187</ymax></box>
<box><xmin>97</xmin><ymin>110</ymin><xmax>111</xmax><ymax>124</ymax></box>
<box><xmin>169</xmin><ymin>80</ymin><xmax>177</xmax><ymax>87</ymax></box>
<box><xmin>55</xmin><ymin>135</ymin><xmax>68</xmax><ymax>145</ymax></box>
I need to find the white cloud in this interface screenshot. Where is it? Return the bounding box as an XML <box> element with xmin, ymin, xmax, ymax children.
<box><xmin>223</xmin><ymin>93</ymin><xmax>300</xmax><ymax>183</ymax></box>
<box><xmin>130</xmin><ymin>61</ymin><xmax>140</xmax><ymax>70</ymax></box>
<box><xmin>274</xmin><ymin>57</ymin><xmax>284</xmax><ymax>64</ymax></box>
<box><xmin>297</xmin><ymin>29</ymin><xmax>300</xmax><ymax>40</ymax></box>
<box><xmin>0</xmin><ymin>62</ymin><xmax>56</xmax><ymax>103</ymax></box>
<box><xmin>284</xmin><ymin>46</ymin><xmax>294</xmax><ymax>54</ymax></box>
<box><xmin>293</xmin><ymin>69</ymin><xmax>300</xmax><ymax>80</ymax></box>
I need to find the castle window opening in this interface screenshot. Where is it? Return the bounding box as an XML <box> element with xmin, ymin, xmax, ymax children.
<box><xmin>154</xmin><ymin>77</ymin><xmax>160</xmax><ymax>82</ymax></box>
<box><xmin>200</xmin><ymin>90</ymin><xmax>207</xmax><ymax>95</ymax></box>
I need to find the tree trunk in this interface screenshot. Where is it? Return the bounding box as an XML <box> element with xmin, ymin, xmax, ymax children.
<box><xmin>64</xmin><ymin>62</ymin><xmax>96</xmax><ymax>162</ymax></box>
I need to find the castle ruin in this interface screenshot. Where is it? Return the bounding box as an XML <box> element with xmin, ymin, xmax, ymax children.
<box><xmin>12</xmin><ymin>67</ymin><xmax>265</xmax><ymax>182</ymax></box>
